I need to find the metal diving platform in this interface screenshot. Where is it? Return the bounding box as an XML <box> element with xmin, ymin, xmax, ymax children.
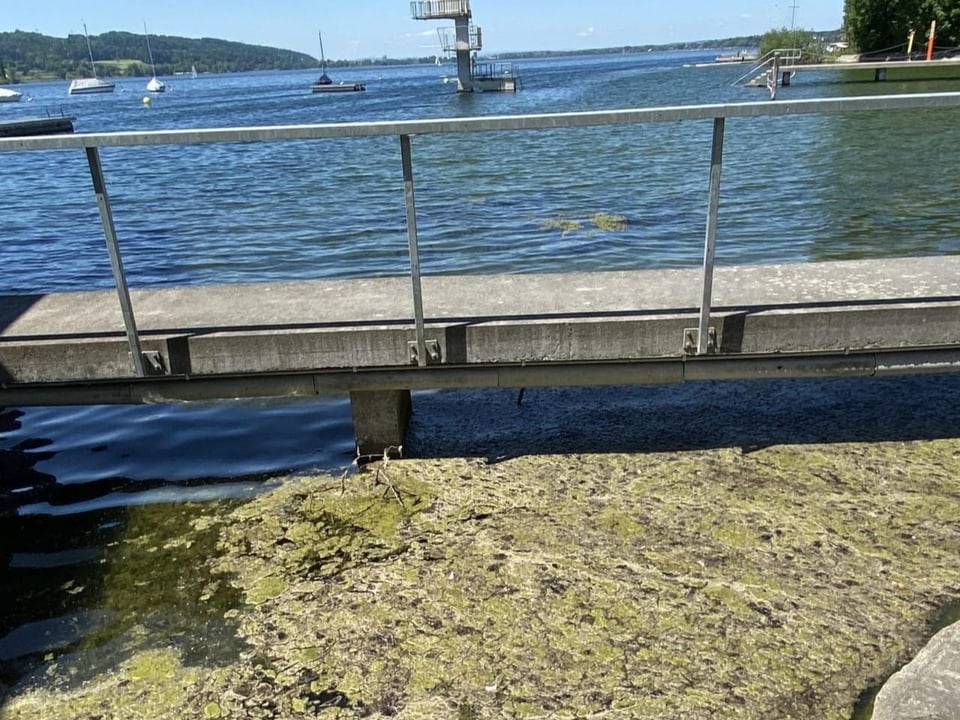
<box><xmin>410</xmin><ymin>0</ymin><xmax>520</xmax><ymax>92</ymax></box>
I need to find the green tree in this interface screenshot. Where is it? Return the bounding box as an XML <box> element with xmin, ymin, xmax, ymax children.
<box><xmin>758</xmin><ymin>27</ymin><xmax>826</xmax><ymax>62</ymax></box>
<box><xmin>844</xmin><ymin>0</ymin><xmax>960</xmax><ymax>53</ymax></box>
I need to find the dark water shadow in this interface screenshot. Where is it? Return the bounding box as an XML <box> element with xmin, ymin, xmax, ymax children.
<box><xmin>0</xmin><ymin>496</ymin><xmax>254</xmax><ymax>704</ymax></box>
<box><xmin>0</xmin><ymin>407</ymin><xmax>277</xmax><ymax>706</ymax></box>
<box><xmin>405</xmin><ymin>373</ymin><xmax>960</xmax><ymax>461</ymax></box>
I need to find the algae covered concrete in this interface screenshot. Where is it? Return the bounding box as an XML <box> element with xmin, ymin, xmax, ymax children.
<box><xmin>3</xmin><ymin>438</ymin><xmax>959</xmax><ymax>719</ymax></box>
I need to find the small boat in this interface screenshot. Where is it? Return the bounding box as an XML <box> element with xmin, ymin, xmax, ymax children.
<box><xmin>714</xmin><ymin>51</ymin><xmax>758</xmax><ymax>64</ymax></box>
<box><xmin>191</xmin><ymin>64</ymin><xmax>197</xmax><ymax>79</ymax></box>
<box><xmin>69</xmin><ymin>22</ymin><xmax>115</xmax><ymax>95</ymax></box>
<box><xmin>144</xmin><ymin>22</ymin><xmax>166</xmax><ymax>93</ymax></box>
<box><xmin>0</xmin><ymin>87</ymin><xmax>23</xmax><ymax>103</ymax></box>
<box><xmin>311</xmin><ymin>30</ymin><xmax>365</xmax><ymax>93</ymax></box>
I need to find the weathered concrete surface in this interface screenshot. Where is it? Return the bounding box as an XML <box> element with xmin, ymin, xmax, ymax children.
<box><xmin>871</xmin><ymin>621</ymin><xmax>960</xmax><ymax>720</ymax></box>
<box><xmin>349</xmin><ymin>389</ymin><xmax>411</xmax><ymax>458</ymax></box>
<box><xmin>1</xmin><ymin>256</ymin><xmax>959</xmax><ymax>384</ymax></box>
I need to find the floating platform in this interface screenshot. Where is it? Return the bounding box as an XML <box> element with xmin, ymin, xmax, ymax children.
<box><xmin>0</xmin><ymin>117</ymin><xmax>75</xmax><ymax>138</ymax></box>
<box><xmin>795</xmin><ymin>57</ymin><xmax>960</xmax><ymax>82</ymax></box>
<box><xmin>747</xmin><ymin>57</ymin><xmax>960</xmax><ymax>87</ymax></box>
<box><xmin>311</xmin><ymin>81</ymin><xmax>366</xmax><ymax>93</ymax></box>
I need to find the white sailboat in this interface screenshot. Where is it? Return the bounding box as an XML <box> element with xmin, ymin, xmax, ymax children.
<box><xmin>69</xmin><ymin>22</ymin><xmax>115</xmax><ymax>95</ymax></box>
<box><xmin>144</xmin><ymin>22</ymin><xmax>166</xmax><ymax>92</ymax></box>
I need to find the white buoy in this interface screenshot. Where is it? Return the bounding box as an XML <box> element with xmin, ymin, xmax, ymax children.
<box><xmin>142</xmin><ymin>95</ymin><xmax>152</xmax><ymax>106</ymax></box>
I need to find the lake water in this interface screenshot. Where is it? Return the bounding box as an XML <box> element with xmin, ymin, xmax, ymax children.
<box><xmin>2</xmin><ymin>50</ymin><xmax>960</xmax><ymax>690</ymax></box>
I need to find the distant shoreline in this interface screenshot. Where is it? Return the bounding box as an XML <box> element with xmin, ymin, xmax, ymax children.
<box><xmin>0</xmin><ymin>27</ymin><xmax>844</xmax><ymax>85</ymax></box>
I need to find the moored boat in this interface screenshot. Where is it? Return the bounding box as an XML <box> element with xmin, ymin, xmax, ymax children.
<box><xmin>69</xmin><ymin>22</ymin><xmax>115</xmax><ymax>95</ymax></box>
<box><xmin>0</xmin><ymin>87</ymin><xmax>23</xmax><ymax>103</ymax></box>
<box><xmin>144</xmin><ymin>23</ymin><xmax>166</xmax><ymax>93</ymax></box>
<box><xmin>68</xmin><ymin>77</ymin><xmax>115</xmax><ymax>94</ymax></box>
<box><xmin>310</xmin><ymin>30</ymin><xmax>365</xmax><ymax>93</ymax></box>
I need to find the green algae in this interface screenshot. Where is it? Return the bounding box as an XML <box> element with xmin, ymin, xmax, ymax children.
<box><xmin>539</xmin><ymin>212</ymin><xmax>628</xmax><ymax>236</ymax></box>
<box><xmin>4</xmin><ymin>440</ymin><xmax>960</xmax><ymax>719</ymax></box>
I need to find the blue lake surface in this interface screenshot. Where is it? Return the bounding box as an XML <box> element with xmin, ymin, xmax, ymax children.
<box><xmin>2</xmin><ymin>49</ymin><xmax>960</xmax><ymax>697</ymax></box>
<box><xmin>2</xmin><ymin>50</ymin><xmax>960</xmax><ymax>505</ymax></box>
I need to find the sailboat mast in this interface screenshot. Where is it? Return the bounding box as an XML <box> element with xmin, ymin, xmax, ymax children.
<box><xmin>82</xmin><ymin>21</ymin><xmax>98</xmax><ymax>79</ymax></box>
<box><xmin>319</xmin><ymin>30</ymin><xmax>327</xmax><ymax>74</ymax></box>
<box><xmin>144</xmin><ymin>22</ymin><xmax>158</xmax><ymax>75</ymax></box>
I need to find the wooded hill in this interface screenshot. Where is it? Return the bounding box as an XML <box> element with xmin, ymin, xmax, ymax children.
<box><xmin>0</xmin><ymin>30</ymin><xmax>323</xmax><ymax>82</ymax></box>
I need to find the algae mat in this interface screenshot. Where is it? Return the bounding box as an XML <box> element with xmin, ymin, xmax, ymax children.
<box><xmin>3</xmin><ymin>440</ymin><xmax>960</xmax><ymax>719</ymax></box>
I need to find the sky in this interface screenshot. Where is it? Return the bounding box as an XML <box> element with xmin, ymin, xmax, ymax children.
<box><xmin>3</xmin><ymin>1</ymin><xmax>844</xmax><ymax>61</ymax></box>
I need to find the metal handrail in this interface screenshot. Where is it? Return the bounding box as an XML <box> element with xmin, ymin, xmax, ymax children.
<box><xmin>3</xmin><ymin>92</ymin><xmax>960</xmax><ymax>376</ymax></box>
<box><xmin>731</xmin><ymin>47</ymin><xmax>803</xmax><ymax>87</ymax></box>
<box><xmin>410</xmin><ymin>0</ymin><xmax>471</xmax><ymax>20</ymax></box>
<box><xmin>4</xmin><ymin>93</ymin><xmax>959</xmax><ymax>153</ymax></box>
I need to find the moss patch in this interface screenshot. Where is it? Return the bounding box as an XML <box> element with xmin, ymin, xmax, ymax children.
<box><xmin>3</xmin><ymin>441</ymin><xmax>960</xmax><ymax>719</ymax></box>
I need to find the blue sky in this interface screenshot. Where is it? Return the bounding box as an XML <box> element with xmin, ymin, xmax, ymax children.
<box><xmin>4</xmin><ymin>1</ymin><xmax>843</xmax><ymax>60</ymax></box>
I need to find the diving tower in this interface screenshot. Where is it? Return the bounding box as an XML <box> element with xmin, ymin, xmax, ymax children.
<box><xmin>410</xmin><ymin>0</ymin><xmax>520</xmax><ymax>91</ymax></box>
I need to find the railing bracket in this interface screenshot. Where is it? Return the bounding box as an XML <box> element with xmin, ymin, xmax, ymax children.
<box><xmin>683</xmin><ymin>327</ymin><xmax>717</xmax><ymax>355</ymax></box>
<box><xmin>141</xmin><ymin>351</ymin><xmax>166</xmax><ymax>375</ymax></box>
<box><xmin>408</xmin><ymin>339</ymin><xmax>441</xmax><ymax>365</ymax></box>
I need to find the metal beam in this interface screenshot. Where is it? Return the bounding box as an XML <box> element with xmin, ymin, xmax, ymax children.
<box><xmin>696</xmin><ymin>116</ymin><xmax>725</xmax><ymax>355</ymax></box>
<box><xmin>85</xmin><ymin>147</ymin><xmax>146</xmax><ymax>377</ymax></box>
<box><xmin>3</xmin><ymin>348</ymin><xmax>960</xmax><ymax>406</ymax></box>
<box><xmin>4</xmin><ymin>92</ymin><xmax>960</xmax><ymax>152</ymax></box>
<box><xmin>400</xmin><ymin>134</ymin><xmax>428</xmax><ymax>367</ymax></box>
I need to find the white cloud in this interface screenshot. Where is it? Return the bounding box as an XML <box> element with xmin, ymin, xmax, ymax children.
<box><xmin>577</xmin><ymin>26</ymin><xmax>595</xmax><ymax>38</ymax></box>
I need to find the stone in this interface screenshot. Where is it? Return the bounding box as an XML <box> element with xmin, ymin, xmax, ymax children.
<box><xmin>871</xmin><ymin>621</ymin><xmax>960</xmax><ymax>720</ymax></box>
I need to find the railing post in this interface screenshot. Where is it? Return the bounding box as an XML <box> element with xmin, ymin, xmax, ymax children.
<box><xmin>696</xmin><ymin>116</ymin><xmax>725</xmax><ymax>356</ymax></box>
<box><xmin>768</xmin><ymin>52</ymin><xmax>781</xmax><ymax>100</ymax></box>
<box><xmin>85</xmin><ymin>146</ymin><xmax>147</xmax><ymax>377</ymax></box>
<box><xmin>400</xmin><ymin>134</ymin><xmax>428</xmax><ymax>367</ymax></box>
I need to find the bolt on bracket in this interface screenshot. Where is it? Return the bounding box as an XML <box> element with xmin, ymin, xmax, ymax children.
<box><xmin>408</xmin><ymin>339</ymin><xmax>441</xmax><ymax>365</ymax></box>
<box><xmin>683</xmin><ymin>327</ymin><xmax>717</xmax><ymax>355</ymax></box>
<box><xmin>142</xmin><ymin>350</ymin><xmax>166</xmax><ymax>375</ymax></box>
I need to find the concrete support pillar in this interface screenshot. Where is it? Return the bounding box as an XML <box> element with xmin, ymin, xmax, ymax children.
<box><xmin>455</xmin><ymin>16</ymin><xmax>473</xmax><ymax>92</ymax></box>
<box><xmin>349</xmin><ymin>389</ymin><xmax>412</xmax><ymax>459</ymax></box>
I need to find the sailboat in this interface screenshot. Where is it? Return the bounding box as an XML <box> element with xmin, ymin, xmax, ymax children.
<box><xmin>144</xmin><ymin>22</ymin><xmax>166</xmax><ymax>92</ymax></box>
<box><xmin>68</xmin><ymin>21</ymin><xmax>115</xmax><ymax>95</ymax></box>
<box><xmin>310</xmin><ymin>30</ymin><xmax>365</xmax><ymax>93</ymax></box>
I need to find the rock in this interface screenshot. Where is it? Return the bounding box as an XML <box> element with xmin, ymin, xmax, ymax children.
<box><xmin>871</xmin><ymin>621</ymin><xmax>960</xmax><ymax>720</ymax></box>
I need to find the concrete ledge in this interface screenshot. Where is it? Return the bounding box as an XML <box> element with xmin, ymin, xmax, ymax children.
<box><xmin>1</xmin><ymin>256</ymin><xmax>959</xmax><ymax>385</ymax></box>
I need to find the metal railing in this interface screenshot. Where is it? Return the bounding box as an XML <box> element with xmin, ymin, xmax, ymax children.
<box><xmin>731</xmin><ymin>47</ymin><xmax>803</xmax><ymax>89</ymax></box>
<box><xmin>3</xmin><ymin>91</ymin><xmax>960</xmax><ymax>376</ymax></box>
<box><xmin>410</xmin><ymin>0</ymin><xmax>471</xmax><ymax>20</ymax></box>
<box><xmin>438</xmin><ymin>23</ymin><xmax>481</xmax><ymax>52</ymax></box>
<box><xmin>471</xmin><ymin>61</ymin><xmax>520</xmax><ymax>81</ymax></box>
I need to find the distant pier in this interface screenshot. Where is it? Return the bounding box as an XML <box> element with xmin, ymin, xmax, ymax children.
<box><xmin>744</xmin><ymin>55</ymin><xmax>960</xmax><ymax>90</ymax></box>
<box><xmin>0</xmin><ymin>117</ymin><xmax>74</xmax><ymax>138</ymax></box>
